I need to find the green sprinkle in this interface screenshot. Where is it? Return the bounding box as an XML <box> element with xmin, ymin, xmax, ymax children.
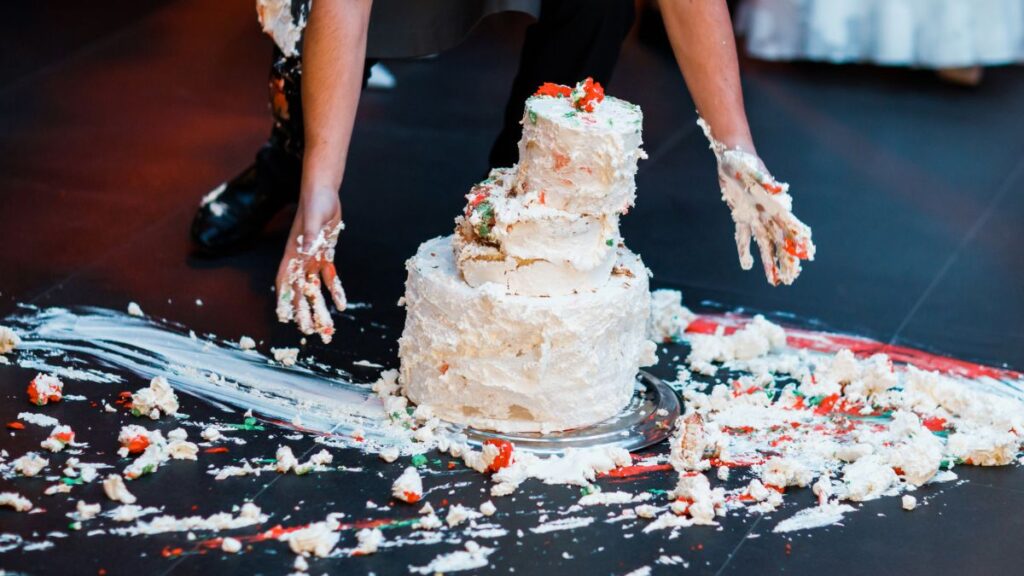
<box><xmin>474</xmin><ymin>201</ymin><xmax>495</xmax><ymax>238</ymax></box>
<box><xmin>564</xmin><ymin>111</ymin><xmax>577</xmax><ymax>118</ymax></box>
<box><xmin>228</xmin><ymin>419</ymin><xmax>265</xmax><ymax>431</ymax></box>
<box><xmin>580</xmin><ymin>485</ymin><xmax>597</xmax><ymax>496</ymax></box>
<box><xmin>606</xmin><ymin>239</ymin><xmax>614</xmax><ymax>246</ymax></box>
<box><xmin>62</xmin><ymin>477</ymin><xmax>84</xmax><ymax>486</ymax></box>
<box><xmin>528</xmin><ymin>110</ymin><xmax>537</xmax><ymax>124</ymax></box>
<box><xmin>380</xmin><ymin>518</ymin><xmax>420</xmax><ymax>530</ymax></box>
<box><xmin>411</xmin><ymin>454</ymin><xmax>428</xmax><ymax>467</ymax></box>
<box><xmin>647</xmin><ymin>489</ymin><xmax>668</xmax><ymax>496</ymax></box>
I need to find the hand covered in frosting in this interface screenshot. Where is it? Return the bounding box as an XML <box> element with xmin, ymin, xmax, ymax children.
<box><xmin>275</xmin><ymin>195</ymin><xmax>347</xmax><ymax>343</ymax></box>
<box><xmin>698</xmin><ymin>118</ymin><xmax>815</xmax><ymax>286</ymax></box>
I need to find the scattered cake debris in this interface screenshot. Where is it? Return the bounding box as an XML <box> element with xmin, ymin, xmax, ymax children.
<box><xmin>130</xmin><ymin>376</ymin><xmax>179</xmax><ymax>419</ymax></box>
<box><xmin>27</xmin><ymin>374</ymin><xmax>63</xmax><ymax>406</ymax></box>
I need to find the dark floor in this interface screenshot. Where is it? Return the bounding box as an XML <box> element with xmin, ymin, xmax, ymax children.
<box><xmin>1</xmin><ymin>0</ymin><xmax>1023</xmax><ymax>574</ymax></box>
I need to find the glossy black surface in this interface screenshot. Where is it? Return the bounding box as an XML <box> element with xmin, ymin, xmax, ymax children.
<box><xmin>1</xmin><ymin>1</ymin><xmax>1023</xmax><ymax>574</ymax></box>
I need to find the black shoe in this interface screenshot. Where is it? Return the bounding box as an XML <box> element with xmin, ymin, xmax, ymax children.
<box><xmin>190</xmin><ymin>145</ymin><xmax>302</xmax><ymax>255</ymax></box>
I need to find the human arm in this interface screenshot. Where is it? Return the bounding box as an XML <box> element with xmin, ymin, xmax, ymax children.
<box><xmin>275</xmin><ymin>0</ymin><xmax>373</xmax><ymax>340</ymax></box>
<box><xmin>659</xmin><ymin>0</ymin><xmax>815</xmax><ymax>285</ymax></box>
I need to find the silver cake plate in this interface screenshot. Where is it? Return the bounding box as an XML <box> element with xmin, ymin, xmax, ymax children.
<box><xmin>461</xmin><ymin>371</ymin><xmax>680</xmax><ymax>455</ymax></box>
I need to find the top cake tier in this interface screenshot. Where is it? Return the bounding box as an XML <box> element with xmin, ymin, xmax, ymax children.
<box><xmin>515</xmin><ymin>80</ymin><xmax>646</xmax><ymax>216</ymax></box>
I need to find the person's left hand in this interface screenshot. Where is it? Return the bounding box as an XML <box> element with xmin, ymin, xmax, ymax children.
<box><xmin>699</xmin><ymin>119</ymin><xmax>816</xmax><ymax>286</ymax></box>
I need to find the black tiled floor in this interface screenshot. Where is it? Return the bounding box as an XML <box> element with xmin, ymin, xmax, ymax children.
<box><xmin>893</xmin><ymin>158</ymin><xmax>1024</xmax><ymax>368</ymax></box>
<box><xmin>1</xmin><ymin>1</ymin><xmax>1023</xmax><ymax>575</ymax></box>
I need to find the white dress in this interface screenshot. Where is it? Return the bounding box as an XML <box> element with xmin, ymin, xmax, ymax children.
<box><xmin>736</xmin><ymin>0</ymin><xmax>1024</xmax><ymax>68</ymax></box>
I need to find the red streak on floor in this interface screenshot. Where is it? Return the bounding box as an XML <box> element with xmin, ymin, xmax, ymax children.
<box><xmin>707</xmin><ymin>456</ymin><xmax>766</xmax><ymax>468</ymax></box>
<box><xmin>598</xmin><ymin>463</ymin><xmax>674</xmax><ymax>478</ymax></box>
<box><xmin>194</xmin><ymin>515</ymin><xmax>416</xmax><ymax>552</ymax></box>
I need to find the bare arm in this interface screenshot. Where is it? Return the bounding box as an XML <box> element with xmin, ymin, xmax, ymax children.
<box><xmin>659</xmin><ymin>1</ymin><xmax>816</xmax><ymax>286</ymax></box>
<box><xmin>301</xmin><ymin>0</ymin><xmax>373</xmax><ymax>204</ymax></box>
<box><xmin>275</xmin><ymin>0</ymin><xmax>373</xmax><ymax>341</ymax></box>
<box><xmin>660</xmin><ymin>0</ymin><xmax>754</xmax><ymax>153</ymax></box>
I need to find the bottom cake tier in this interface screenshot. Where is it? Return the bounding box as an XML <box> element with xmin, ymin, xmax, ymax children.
<box><xmin>398</xmin><ymin>235</ymin><xmax>658</xmax><ymax>433</ymax></box>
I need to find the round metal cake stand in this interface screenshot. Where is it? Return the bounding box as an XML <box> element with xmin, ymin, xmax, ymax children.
<box><xmin>460</xmin><ymin>371</ymin><xmax>680</xmax><ymax>455</ymax></box>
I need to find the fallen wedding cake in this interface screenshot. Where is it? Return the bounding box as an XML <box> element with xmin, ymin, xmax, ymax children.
<box><xmin>399</xmin><ymin>79</ymin><xmax>658</xmax><ymax>433</ymax></box>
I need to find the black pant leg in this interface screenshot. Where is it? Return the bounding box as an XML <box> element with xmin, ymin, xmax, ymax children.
<box><xmin>489</xmin><ymin>0</ymin><xmax>636</xmax><ymax>168</ymax></box>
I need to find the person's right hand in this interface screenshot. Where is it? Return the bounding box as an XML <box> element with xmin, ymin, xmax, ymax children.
<box><xmin>275</xmin><ymin>189</ymin><xmax>347</xmax><ymax>343</ymax></box>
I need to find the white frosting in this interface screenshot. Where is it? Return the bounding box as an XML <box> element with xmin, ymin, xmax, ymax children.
<box><xmin>460</xmin><ymin>168</ymin><xmax>619</xmax><ymax>269</ymax></box>
<box><xmin>76</xmin><ymin>500</ymin><xmax>101</xmax><ymax>521</ymax></box>
<box><xmin>410</xmin><ymin>541</ymin><xmax>494</xmax><ymax>575</ymax></box>
<box><xmin>489</xmin><ymin>446</ymin><xmax>632</xmax><ymax>496</ymax></box>
<box><xmin>13</xmin><ymin>453</ymin><xmax>49</xmax><ymax>477</ymax></box>
<box><xmin>773</xmin><ymin>502</ymin><xmax>856</xmax><ymax>533</ymax></box>
<box><xmin>399</xmin><ymin>236</ymin><xmax>656</xmax><ymax>433</ymax></box>
<box><xmin>353</xmin><ymin>527</ymin><xmax>383</xmax><ymax>555</ymax></box>
<box><xmin>455</xmin><ymin>168</ymin><xmax>620</xmax><ymax>297</ymax></box>
<box><xmin>697</xmin><ymin>117</ymin><xmax>815</xmax><ymax>286</ymax></box>
<box><xmin>221</xmin><ymin>537</ymin><xmax>242</xmax><ymax>553</ymax></box>
<box><xmin>29</xmin><ymin>374</ymin><xmax>64</xmax><ymax>405</ymax></box>
<box><xmin>284</xmin><ymin>521</ymin><xmax>340</xmax><ymax>557</ymax></box>
<box><xmin>648</xmin><ymin>289</ymin><xmax>696</xmax><ymax>342</ymax></box>
<box><xmin>131</xmin><ymin>376</ymin><xmax>179</xmax><ymax>419</ymax></box>
<box><xmin>516</xmin><ymin>95</ymin><xmax>645</xmax><ymax>215</ymax></box>
<box><xmin>103</xmin><ymin>474</ymin><xmax>137</xmax><ymax>504</ymax></box>
<box><xmin>271</xmin><ymin>347</ymin><xmax>299</xmax><ymax>366</ymax></box>
<box><xmin>454</xmin><ymin>233</ymin><xmax>618</xmax><ymax>298</ymax></box>
<box><xmin>0</xmin><ymin>492</ymin><xmax>33</xmax><ymax>512</ymax></box>
<box><xmin>114</xmin><ymin>505</ymin><xmax>267</xmax><ymax>537</ymax></box>
<box><xmin>392</xmin><ymin>466</ymin><xmax>424</xmax><ymax>503</ymax></box>
<box><xmin>256</xmin><ymin>0</ymin><xmax>307</xmax><ymax>58</ymax></box>
<box><xmin>0</xmin><ymin>325</ymin><xmax>20</xmax><ymax>354</ymax></box>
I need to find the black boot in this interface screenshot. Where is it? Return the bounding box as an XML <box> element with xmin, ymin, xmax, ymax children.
<box><xmin>190</xmin><ymin>144</ymin><xmax>301</xmax><ymax>255</ymax></box>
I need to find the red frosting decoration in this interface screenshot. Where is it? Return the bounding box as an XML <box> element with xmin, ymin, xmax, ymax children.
<box><xmin>573</xmin><ymin>77</ymin><xmax>605</xmax><ymax>112</ymax></box>
<box><xmin>534</xmin><ymin>82</ymin><xmax>571</xmax><ymax>98</ymax></box>
<box><xmin>533</xmin><ymin>78</ymin><xmax>606</xmax><ymax>112</ymax></box>
<box><xmin>484</xmin><ymin>439</ymin><xmax>514</xmax><ymax>472</ymax></box>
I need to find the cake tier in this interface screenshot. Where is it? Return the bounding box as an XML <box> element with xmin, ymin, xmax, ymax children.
<box><xmin>456</xmin><ymin>168</ymin><xmax>620</xmax><ymax>296</ymax></box>
<box><xmin>515</xmin><ymin>94</ymin><xmax>646</xmax><ymax>215</ymax></box>
<box><xmin>454</xmin><ymin>233</ymin><xmax>618</xmax><ymax>297</ymax></box>
<box><xmin>399</xmin><ymin>235</ymin><xmax>658</xmax><ymax>433</ymax></box>
<box><xmin>460</xmin><ymin>168</ymin><xmax>620</xmax><ymax>269</ymax></box>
